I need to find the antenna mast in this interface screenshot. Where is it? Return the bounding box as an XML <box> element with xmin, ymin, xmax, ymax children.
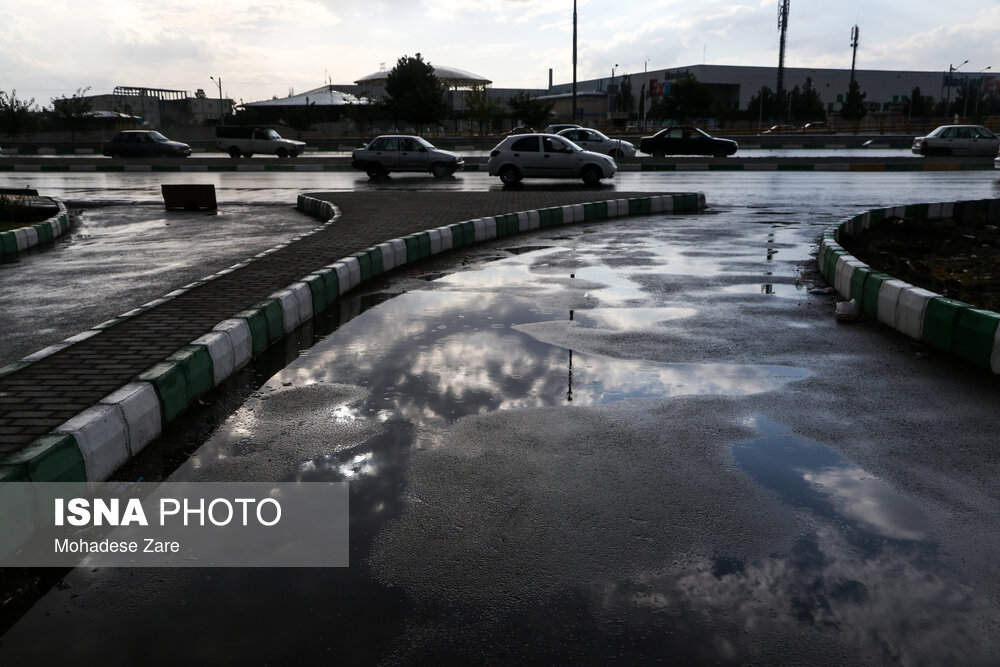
<box><xmin>849</xmin><ymin>25</ymin><xmax>859</xmax><ymax>87</ymax></box>
<box><xmin>776</xmin><ymin>0</ymin><xmax>790</xmax><ymax>98</ymax></box>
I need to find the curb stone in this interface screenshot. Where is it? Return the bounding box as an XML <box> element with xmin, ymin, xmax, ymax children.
<box><xmin>0</xmin><ymin>199</ymin><xmax>71</xmax><ymax>259</ymax></box>
<box><xmin>817</xmin><ymin>197</ymin><xmax>1000</xmax><ymax>374</ymax></box>
<box><xmin>0</xmin><ymin>191</ymin><xmax>706</xmax><ymax>482</ymax></box>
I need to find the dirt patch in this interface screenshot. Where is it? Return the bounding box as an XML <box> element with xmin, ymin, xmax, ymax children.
<box><xmin>844</xmin><ymin>216</ymin><xmax>1000</xmax><ymax>312</ymax></box>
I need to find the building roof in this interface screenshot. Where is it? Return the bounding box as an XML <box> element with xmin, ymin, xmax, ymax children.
<box><xmin>355</xmin><ymin>65</ymin><xmax>491</xmax><ymax>87</ymax></box>
<box><xmin>245</xmin><ymin>85</ymin><xmax>368</xmax><ymax>108</ymax></box>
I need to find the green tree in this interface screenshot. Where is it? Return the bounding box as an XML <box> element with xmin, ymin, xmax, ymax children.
<box><xmin>662</xmin><ymin>73</ymin><xmax>713</xmax><ymax>122</ymax></box>
<box><xmin>281</xmin><ymin>99</ymin><xmax>321</xmax><ymax>133</ymax></box>
<box><xmin>789</xmin><ymin>77</ymin><xmax>825</xmax><ymax>122</ymax></box>
<box><xmin>506</xmin><ymin>91</ymin><xmax>554</xmax><ymax>129</ymax></box>
<box><xmin>384</xmin><ymin>53</ymin><xmax>448</xmax><ymax>132</ymax></box>
<box><xmin>0</xmin><ymin>89</ymin><xmax>38</xmax><ymax>140</ymax></box>
<box><xmin>746</xmin><ymin>86</ymin><xmax>779</xmax><ymax>124</ymax></box>
<box><xmin>50</xmin><ymin>87</ymin><xmax>93</xmax><ymax>140</ymax></box>
<box><xmin>840</xmin><ymin>80</ymin><xmax>867</xmax><ymax>121</ymax></box>
<box><xmin>463</xmin><ymin>84</ymin><xmax>502</xmax><ymax>134</ymax></box>
<box><xmin>907</xmin><ymin>86</ymin><xmax>935</xmax><ymax>118</ymax></box>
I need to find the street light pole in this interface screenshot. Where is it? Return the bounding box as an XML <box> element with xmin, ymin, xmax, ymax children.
<box><xmin>610</xmin><ymin>64</ymin><xmax>618</xmax><ymax>116</ymax></box>
<box><xmin>572</xmin><ymin>0</ymin><xmax>577</xmax><ymax>124</ymax></box>
<box><xmin>210</xmin><ymin>76</ymin><xmax>223</xmax><ymax>122</ymax></box>
<box><xmin>945</xmin><ymin>60</ymin><xmax>967</xmax><ymax>117</ymax></box>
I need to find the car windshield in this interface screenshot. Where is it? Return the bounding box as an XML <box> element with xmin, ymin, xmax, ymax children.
<box><xmin>149</xmin><ymin>132</ymin><xmax>169</xmax><ymax>142</ymax></box>
<box><xmin>266</xmin><ymin>129</ymin><xmax>281</xmax><ymax>140</ymax></box>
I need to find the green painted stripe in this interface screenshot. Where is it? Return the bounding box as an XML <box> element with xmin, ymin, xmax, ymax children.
<box><xmin>860</xmin><ymin>271</ymin><xmax>892</xmax><ymax>318</ymax></box>
<box><xmin>2</xmin><ymin>433</ymin><xmax>86</xmax><ymax>482</ymax></box>
<box><xmin>253</xmin><ymin>299</ymin><xmax>285</xmax><ymax>343</ymax></box>
<box><xmin>207</xmin><ymin>165</ymin><xmax>239</xmax><ymax>171</ymax></box>
<box><xmin>404</xmin><ymin>235</ymin><xmax>420</xmax><ymax>262</ymax></box>
<box><xmin>0</xmin><ymin>361</ymin><xmax>32</xmax><ymax>378</ymax></box>
<box><xmin>33</xmin><ymin>222</ymin><xmax>53</xmax><ymax>244</ymax></box>
<box><xmin>40</xmin><ymin>165</ymin><xmax>70</xmax><ymax>172</ymax></box>
<box><xmin>137</xmin><ymin>361</ymin><xmax>191</xmax><ymax>425</ymax></box>
<box><xmin>707</xmin><ymin>163</ymin><xmax>745</xmax><ymax>171</ymax></box>
<box><xmin>0</xmin><ymin>165</ymin><xmax>13</xmax><ymax>172</ymax></box>
<box><xmin>152</xmin><ymin>165</ymin><xmax>182</xmax><ymax>172</ymax></box>
<box><xmin>97</xmin><ymin>165</ymin><xmax>126</xmax><ymax>172</ymax></box>
<box><xmin>350</xmin><ymin>251</ymin><xmax>373</xmax><ymax>280</ymax></box>
<box><xmin>922</xmin><ymin>297</ymin><xmax>970</xmax><ymax>352</ymax></box>
<box><xmin>904</xmin><ymin>203</ymin><xmax>930</xmax><ymax>218</ymax></box>
<box><xmin>848</xmin><ymin>266</ymin><xmax>872</xmax><ymax>305</ymax></box>
<box><xmin>0</xmin><ymin>463</ymin><xmax>30</xmax><ymax>482</ymax></box>
<box><xmin>0</xmin><ymin>231</ymin><xmax>17</xmax><ymax>256</ymax></box>
<box><xmin>264</xmin><ymin>165</ymin><xmax>295</xmax><ymax>171</ymax></box>
<box><xmin>641</xmin><ymin>164</ymin><xmax>676</xmax><ymax>171</ymax></box>
<box><xmin>234</xmin><ymin>308</ymin><xmax>270</xmax><ymax>356</ymax></box>
<box><xmin>167</xmin><ymin>345</ymin><xmax>215</xmax><ymax>400</ymax></box>
<box><xmin>320</xmin><ymin>268</ymin><xmax>340</xmax><ymax>300</ymax></box>
<box><xmin>776</xmin><ymin>164</ymin><xmax>815</xmax><ymax>171</ymax></box>
<box><xmin>369</xmin><ymin>246</ymin><xmax>384</xmax><ymax>275</ymax></box>
<box><xmin>823</xmin><ymin>249</ymin><xmax>847</xmax><ymax>285</ymax></box>
<box><xmin>303</xmin><ymin>273</ymin><xmax>328</xmax><ymax>314</ymax></box>
<box><xmin>952</xmin><ymin>308</ymin><xmax>1000</xmax><ymax>369</ymax></box>
<box><xmin>417</xmin><ymin>232</ymin><xmax>431</xmax><ymax>258</ymax></box>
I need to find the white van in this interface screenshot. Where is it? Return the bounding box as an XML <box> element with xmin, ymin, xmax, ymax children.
<box><xmin>216</xmin><ymin>126</ymin><xmax>306</xmax><ymax>158</ymax></box>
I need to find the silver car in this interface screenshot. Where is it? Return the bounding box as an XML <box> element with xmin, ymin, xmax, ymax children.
<box><xmin>556</xmin><ymin>127</ymin><xmax>636</xmax><ymax>159</ymax></box>
<box><xmin>351</xmin><ymin>135</ymin><xmax>464</xmax><ymax>179</ymax></box>
<box><xmin>911</xmin><ymin>125</ymin><xmax>1000</xmax><ymax>156</ymax></box>
<box><xmin>487</xmin><ymin>133</ymin><xmax>617</xmax><ymax>185</ymax></box>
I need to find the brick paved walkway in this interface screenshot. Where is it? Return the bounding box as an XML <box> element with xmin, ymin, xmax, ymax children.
<box><xmin>0</xmin><ymin>190</ymin><xmax>659</xmax><ymax>456</ymax></box>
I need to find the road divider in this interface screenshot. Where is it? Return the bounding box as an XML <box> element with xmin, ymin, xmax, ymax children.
<box><xmin>819</xmin><ymin>197</ymin><xmax>1000</xmax><ymax>374</ymax></box>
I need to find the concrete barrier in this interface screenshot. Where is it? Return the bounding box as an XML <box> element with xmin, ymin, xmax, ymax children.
<box><xmin>54</xmin><ymin>405</ymin><xmax>130</xmax><ymax>482</ymax></box>
<box><xmin>99</xmin><ymin>382</ymin><xmax>162</xmax><ymax>456</ymax></box>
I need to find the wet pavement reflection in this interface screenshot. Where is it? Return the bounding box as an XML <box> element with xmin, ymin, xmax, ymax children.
<box><xmin>3</xmin><ymin>207</ymin><xmax>999</xmax><ymax>665</ymax></box>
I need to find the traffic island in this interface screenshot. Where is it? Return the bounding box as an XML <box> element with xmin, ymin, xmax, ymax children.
<box><xmin>818</xmin><ymin>198</ymin><xmax>1000</xmax><ymax>373</ymax></box>
<box><xmin>0</xmin><ymin>191</ymin><xmax>706</xmax><ymax>483</ymax></box>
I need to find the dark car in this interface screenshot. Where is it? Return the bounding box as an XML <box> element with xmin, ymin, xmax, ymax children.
<box><xmin>351</xmin><ymin>135</ymin><xmax>464</xmax><ymax>179</ymax></box>
<box><xmin>639</xmin><ymin>127</ymin><xmax>738</xmax><ymax>157</ymax></box>
<box><xmin>102</xmin><ymin>130</ymin><xmax>191</xmax><ymax>158</ymax></box>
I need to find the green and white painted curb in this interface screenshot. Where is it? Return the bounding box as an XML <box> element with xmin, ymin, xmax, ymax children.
<box><xmin>0</xmin><ymin>192</ymin><xmax>705</xmax><ymax>483</ymax></box>
<box><xmin>0</xmin><ymin>199</ymin><xmax>71</xmax><ymax>259</ymax></box>
<box><xmin>818</xmin><ymin>197</ymin><xmax>1000</xmax><ymax>373</ymax></box>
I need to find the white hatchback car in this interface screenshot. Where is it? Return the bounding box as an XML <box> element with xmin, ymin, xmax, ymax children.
<box><xmin>557</xmin><ymin>127</ymin><xmax>636</xmax><ymax>159</ymax></box>
<box><xmin>911</xmin><ymin>125</ymin><xmax>1000</xmax><ymax>156</ymax></box>
<box><xmin>487</xmin><ymin>134</ymin><xmax>617</xmax><ymax>185</ymax></box>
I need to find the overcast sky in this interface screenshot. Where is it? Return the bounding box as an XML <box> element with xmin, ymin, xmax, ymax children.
<box><xmin>1</xmin><ymin>0</ymin><xmax>998</xmax><ymax>107</ymax></box>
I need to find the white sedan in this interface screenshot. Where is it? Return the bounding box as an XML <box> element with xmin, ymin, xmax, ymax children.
<box><xmin>557</xmin><ymin>127</ymin><xmax>636</xmax><ymax>159</ymax></box>
<box><xmin>911</xmin><ymin>125</ymin><xmax>1000</xmax><ymax>157</ymax></box>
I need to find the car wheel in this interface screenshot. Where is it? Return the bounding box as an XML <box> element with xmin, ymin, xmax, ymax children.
<box><xmin>276</xmin><ymin>148</ymin><xmax>288</xmax><ymax>159</ymax></box>
<box><xmin>366</xmin><ymin>164</ymin><xmax>385</xmax><ymax>179</ymax></box>
<box><xmin>581</xmin><ymin>165</ymin><xmax>603</xmax><ymax>186</ymax></box>
<box><xmin>228</xmin><ymin>147</ymin><xmax>241</xmax><ymax>159</ymax></box>
<box><xmin>652</xmin><ymin>150</ymin><xmax>665</xmax><ymax>158</ymax></box>
<box><xmin>242</xmin><ymin>152</ymin><xmax>253</xmax><ymax>158</ymax></box>
<box><xmin>498</xmin><ymin>165</ymin><xmax>521</xmax><ymax>185</ymax></box>
<box><xmin>431</xmin><ymin>163</ymin><xmax>451</xmax><ymax>179</ymax></box>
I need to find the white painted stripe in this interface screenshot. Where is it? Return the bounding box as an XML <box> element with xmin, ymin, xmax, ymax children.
<box><xmin>526</xmin><ymin>210</ymin><xmax>540</xmax><ymax>230</ymax></box>
<box><xmin>22</xmin><ymin>342</ymin><xmax>73</xmax><ymax>362</ymax></box>
<box><xmin>99</xmin><ymin>382</ymin><xmax>162</xmax><ymax>456</ymax></box>
<box><xmin>192</xmin><ymin>331</ymin><xmax>235</xmax><ymax>386</ymax></box>
<box><xmin>55</xmin><ymin>405</ymin><xmax>130</xmax><ymax>481</ymax></box>
<box><xmin>896</xmin><ymin>286</ymin><xmax>939</xmax><ymax>340</ymax></box>
<box><xmin>270</xmin><ymin>289</ymin><xmax>302</xmax><ymax>333</ymax></box>
<box><xmin>389</xmin><ymin>239</ymin><xmax>407</xmax><ymax>267</ymax></box>
<box><xmin>289</xmin><ymin>281</ymin><xmax>314</xmax><ymax>322</ymax></box>
<box><xmin>212</xmin><ymin>319</ymin><xmax>253</xmax><ymax>369</ymax></box>
<box><xmin>343</xmin><ymin>257</ymin><xmax>362</xmax><ymax>289</ymax></box>
<box><xmin>561</xmin><ymin>205</ymin><xmax>576</xmax><ymax>223</ymax></box>
<box><xmin>876</xmin><ymin>279</ymin><xmax>912</xmax><ymax>328</ymax></box>
<box><xmin>427</xmin><ymin>228</ymin><xmax>442</xmax><ymax>254</ymax></box>
<box><xmin>376</xmin><ymin>242</ymin><xmax>396</xmax><ymax>271</ymax></box>
<box><xmin>834</xmin><ymin>256</ymin><xmax>868</xmax><ymax>298</ymax></box>
<box><xmin>332</xmin><ymin>262</ymin><xmax>351</xmax><ymax>294</ymax></box>
<box><xmin>437</xmin><ymin>226</ymin><xmax>453</xmax><ymax>251</ymax></box>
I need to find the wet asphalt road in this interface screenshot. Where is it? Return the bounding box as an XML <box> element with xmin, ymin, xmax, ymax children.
<box><xmin>1</xmin><ymin>170</ymin><xmax>1000</xmax><ymax>664</ymax></box>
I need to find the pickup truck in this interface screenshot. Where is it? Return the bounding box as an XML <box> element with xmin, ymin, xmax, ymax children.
<box><xmin>216</xmin><ymin>126</ymin><xmax>306</xmax><ymax>158</ymax></box>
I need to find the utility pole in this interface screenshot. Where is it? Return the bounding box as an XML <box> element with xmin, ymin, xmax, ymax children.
<box><xmin>572</xmin><ymin>0</ymin><xmax>577</xmax><ymax>124</ymax></box>
<box><xmin>210</xmin><ymin>76</ymin><xmax>223</xmax><ymax>122</ymax></box>
<box><xmin>776</xmin><ymin>0</ymin><xmax>789</xmax><ymax>100</ymax></box>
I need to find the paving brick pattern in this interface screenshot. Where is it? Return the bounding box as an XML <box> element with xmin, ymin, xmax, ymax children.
<box><xmin>0</xmin><ymin>190</ymin><xmax>660</xmax><ymax>456</ymax></box>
